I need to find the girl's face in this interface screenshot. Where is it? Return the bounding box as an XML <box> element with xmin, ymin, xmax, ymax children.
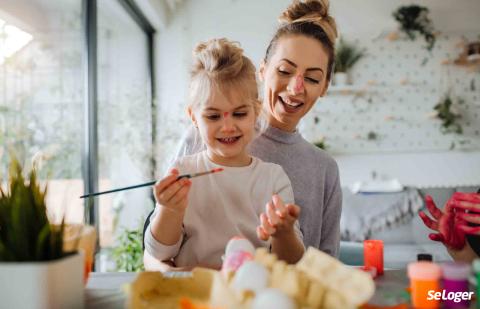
<box><xmin>260</xmin><ymin>35</ymin><xmax>330</xmax><ymax>132</ymax></box>
<box><xmin>191</xmin><ymin>87</ymin><xmax>256</xmax><ymax>167</ymax></box>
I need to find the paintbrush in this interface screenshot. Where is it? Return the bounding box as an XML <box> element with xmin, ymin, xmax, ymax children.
<box><xmin>79</xmin><ymin>168</ymin><xmax>224</xmax><ymax>199</ymax></box>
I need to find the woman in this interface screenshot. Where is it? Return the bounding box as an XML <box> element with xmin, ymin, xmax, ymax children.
<box><xmin>144</xmin><ymin>0</ymin><xmax>342</xmax><ymax>266</ymax></box>
<box><xmin>419</xmin><ymin>190</ymin><xmax>480</xmax><ymax>263</ymax></box>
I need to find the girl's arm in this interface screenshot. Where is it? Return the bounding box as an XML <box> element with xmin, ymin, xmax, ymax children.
<box><xmin>150</xmin><ymin>168</ymin><xmax>191</xmax><ymax>245</ymax></box>
<box><xmin>144</xmin><ymin>168</ymin><xmax>191</xmax><ymax>265</ymax></box>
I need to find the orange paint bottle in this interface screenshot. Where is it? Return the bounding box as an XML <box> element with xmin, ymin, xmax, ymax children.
<box><xmin>407</xmin><ymin>262</ymin><xmax>442</xmax><ymax>309</ymax></box>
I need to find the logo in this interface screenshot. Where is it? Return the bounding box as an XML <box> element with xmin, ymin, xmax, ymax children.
<box><xmin>427</xmin><ymin>290</ymin><xmax>474</xmax><ymax>303</ymax></box>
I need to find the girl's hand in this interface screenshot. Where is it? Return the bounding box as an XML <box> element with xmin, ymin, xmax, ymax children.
<box><xmin>153</xmin><ymin>168</ymin><xmax>192</xmax><ymax>214</ymax></box>
<box><xmin>452</xmin><ymin>192</ymin><xmax>480</xmax><ymax>235</ymax></box>
<box><xmin>256</xmin><ymin>194</ymin><xmax>300</xmax><ymax>241</ymax></box>
<box><xmin>418</xmin><ymin>195</ymin><xmax>466</xmax><ymax>250</ymax></box>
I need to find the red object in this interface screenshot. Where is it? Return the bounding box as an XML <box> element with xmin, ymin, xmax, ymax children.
<box><xmin>364</xmin><ymin>240</ymin><xmax>384</xmax><ymax>276</ymax></box>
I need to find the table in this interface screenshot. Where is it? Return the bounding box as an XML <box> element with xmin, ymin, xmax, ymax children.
<box><xmin>85</xmin><ymin>270</ymin><xmax>471</xmax><ymax>308</ymax></box>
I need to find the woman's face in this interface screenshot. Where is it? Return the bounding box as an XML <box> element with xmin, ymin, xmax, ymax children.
<box><xmin>190</xmin><ymin>87</ymin><xmax>256</xmax><ymax>167</ymax></box>
<box><xmin>260</xmin><ymin>35</ymin><xmax>330</xmax><ymax>132</ymax></box>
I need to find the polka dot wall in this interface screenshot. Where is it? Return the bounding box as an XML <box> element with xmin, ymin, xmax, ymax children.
<box><xmin>299</xmin><ymin>33</ymin><xmax>480</xmax><ymax>155</ymax></box>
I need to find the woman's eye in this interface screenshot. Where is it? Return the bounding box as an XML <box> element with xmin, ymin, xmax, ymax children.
<box><xmin>305</xmin><ymin>77</ymin><xmax>320</xmax><ymax>84</ymax></box>
<box><xmin>204</xmin><ymin>114</ymin><xmax>220</xmax><ymax>120</ymax></box>
<box><xmin>233</xmin><ymin>112</ymin><xmax>248</xmax><ymax>118</ymax></box>
<box><xmin>278</xmin><ymin>69</ymin><xmax>291</xmax><ymax>75</ymax></box>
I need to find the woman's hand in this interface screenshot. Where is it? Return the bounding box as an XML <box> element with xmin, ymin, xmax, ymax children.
<box><xmin>153</xmin><ymin>168</ymin><xmax>192</xmax><ymax>214</ymax></box>
<box><xmin>418</xmin><ymin>195</ymin><xmax>466</xmax><ymax>250</ymax></box>
<box><xmin>452</xmin><ymin>192</ymin><xmax>480</xmax><ymax>235</ymax></box>
<box><xmin>256</xmin><ymin>194</ymin><xmax>300</xmax><ymax>241</ymax></box>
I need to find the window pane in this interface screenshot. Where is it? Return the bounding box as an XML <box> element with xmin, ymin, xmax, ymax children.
<box><xmin>0</xmin><ymin>0</ymin><xmax>84</xmax><ymax>224</ymax></box>
<box><xmin>97</xmin><ymin>0</ymin><xmax>154</xmax><ymax>249</ymax></box>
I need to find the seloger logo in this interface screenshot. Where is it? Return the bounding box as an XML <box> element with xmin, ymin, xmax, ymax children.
<box><xmin>427</xmin><ymin>290</ymin><xmax>474</xmax><ymax>303</ymax></box>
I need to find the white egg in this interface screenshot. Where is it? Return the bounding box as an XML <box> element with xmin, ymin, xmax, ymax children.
<box><xmin>232</xmin><ymin>261</ymin><xmax>269</xmax><ymax>293</ymax></box>
<box><xmin>252</xmin><ymin>288</ymin><xmax>296</xmax><ymax>309</ymax></box>
<box><xmin>225</xmin><ymin>236</ymin><xmax>255</xmax><ymax>256</ymax></box>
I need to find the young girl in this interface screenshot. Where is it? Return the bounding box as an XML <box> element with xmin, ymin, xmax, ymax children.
<box><xmin>144</xmin><ymin>38</ymin><xmax>304</xmax><ymax>270</ymax></box>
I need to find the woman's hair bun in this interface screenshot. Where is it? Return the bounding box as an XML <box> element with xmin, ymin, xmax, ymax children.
<box><xmin>279</xmin><ymin>0</ymin><xmax>337</xmax><ymax>44</ymax></box>
<box><xmin>191</xmin><ymin>38</ymin><xmax>246</xmax><ymax>79</ymax></box>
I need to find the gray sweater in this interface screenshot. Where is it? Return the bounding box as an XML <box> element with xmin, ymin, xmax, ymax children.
<box><xmin>176</xmin><ymin>125</ymin><xmax>342</xmax><ymax>257</ymax></box>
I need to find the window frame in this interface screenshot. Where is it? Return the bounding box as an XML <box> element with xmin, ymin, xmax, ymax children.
<box><xmin>82</xmin><ymin>0</ymin><xmax>156</xmax><ymax>252</ymax></box>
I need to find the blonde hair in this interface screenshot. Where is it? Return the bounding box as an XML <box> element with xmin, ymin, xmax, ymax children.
<box><xmin>264</xmin><ymin>0</ymin><xmax>338</xmax><ymax>81</ymax></box>
<box><xmin>188</xmin><ymin>38</ymin><xmax>261</xmax><ymax>116</ymax></box>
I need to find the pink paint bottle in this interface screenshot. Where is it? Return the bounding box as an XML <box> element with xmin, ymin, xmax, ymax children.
<box><xmin>441</xmin><ymin>262</ymin><xmax>471</xmax><ymax>309</ymax></box>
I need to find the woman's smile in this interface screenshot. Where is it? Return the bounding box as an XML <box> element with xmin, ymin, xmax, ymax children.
<box><xmin>278</xmin><ymin>95</ymin><xmax>304</xmax><ymax>113</ymax></box>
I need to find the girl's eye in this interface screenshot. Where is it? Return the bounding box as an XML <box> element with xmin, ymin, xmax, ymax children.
<box><xmin>204</xmin><ymin>114</ymin><xmax>220</xmax><ymax>120</ymax></box>
<box><xmin>305</xmin><ymin>77</ymin><xmax>320</xmax><ymax>84</ymax></box>
<box><xmin>233</xmin><ymin>111</ymin><xmax>248</xmax><ymax>118</ymax></box>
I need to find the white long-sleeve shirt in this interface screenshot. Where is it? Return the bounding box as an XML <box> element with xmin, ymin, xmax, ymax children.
<box><xmin>144</xmin><ymin>151</ymin><xmax>302</xmax><ymax>268</ymax></box>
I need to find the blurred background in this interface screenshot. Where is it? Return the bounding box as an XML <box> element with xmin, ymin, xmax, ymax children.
<box><xmin>1</xmin><ymin>0</ymin><xmax>479</xmax><ymax>271</ymax></box>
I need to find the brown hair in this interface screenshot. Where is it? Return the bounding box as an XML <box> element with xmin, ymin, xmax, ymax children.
<box><xmin>264</xmin><ymin>0</ymin><xmax>338</xmax><ymax>81</ymax></box>
<box><xmin>188</xmin><ymin>38</ymin><xmax>261</xmax><ymax>116</ymax></box>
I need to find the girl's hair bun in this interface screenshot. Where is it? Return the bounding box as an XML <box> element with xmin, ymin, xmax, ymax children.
<box><xmin>191</xmin><ymin>38</ymin><xmax>246</xmax><ymax>80</ymax></box>
<box><xmin>279</xmin><ymin>0</ymin><xmax>337</xmax><ymax>44</ymax></box>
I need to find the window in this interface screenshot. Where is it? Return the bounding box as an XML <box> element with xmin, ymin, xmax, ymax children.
<box><xmin>0</xmin><ymin>1</ymin><xmax>85</xmax><ymax>224</ymax></box>
<box><xmin>96</xmin><ymin>0</ymin><xmax>155</xmax><ymax>247</ymax></box>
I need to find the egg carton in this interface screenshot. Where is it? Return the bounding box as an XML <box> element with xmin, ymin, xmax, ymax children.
<box><xmin>127</xmin><ymin>247</ymin><xmax>374</xmax><ymax>309</ymax></box>
<box><xmin>127</xmin><ymin>268</ymin><xmax>215</xmax><ymax>309</ymax></box>
<box><xmin>210</xmin><ymin>247</ymin><xmax>375</xmax><ymax>309</ymax></box>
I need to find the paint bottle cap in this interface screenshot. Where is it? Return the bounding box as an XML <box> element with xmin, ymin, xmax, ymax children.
<box><xmin>441</xmin><ymin>262</ymin><xmax>471</xmax><ymax>280</ymax></box>
<box><xmin>417</xmin><ymin>253</ymin><xmax>433</xmax><ymax>262</ymax></box>
<box><xmin>408</xmin><ymin>262</ymin><xmax>441</xmax><ymax>280</ymax></box>
<box><xmin>473</xmin><ymin>259</ymin><xmax>480</xmax><ymax>273</ymax></box>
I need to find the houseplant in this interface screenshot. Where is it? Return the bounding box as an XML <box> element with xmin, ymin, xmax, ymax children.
<box><xmin>112</xmin><ymin>227</ymin><xmax>144</xmax><ymax>272</ymax></box>
<box><xmin>0</xmin><ymin>158</ymin><xmax>84</xmax><ymax>308</ymax></box>
<box><xmin>334</xmin><ymin>38</ymin><xmax>366</xmax><ymax>85</ymax></box>
<box><xmin>433</xmin><ymin>93</ymin><xmax>464</xmax><ymax>135</ymax></box>
<box><xmin>393</xmin><ymin>5</ymin><xmax>436</xmax><ymax>52</ymax></box>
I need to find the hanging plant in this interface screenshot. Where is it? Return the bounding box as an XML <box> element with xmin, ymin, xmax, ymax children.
<box><xmin>433</xmin><ymin>93</ymin><xmax>464</xmax><ymax>134</ymax></box>
<box><xmin>314</xmin><ymin>136</ymin><xmax>328</xmax><ymax>150</ymax></box>
<box><xmin>334</xmin><ymin>38</ymin><xmax>366</xmax><ymax>73</ymax></box>
<box><xmin>392</xmin><ymin>5</ymin><xmax>436</xmax><ymax>51</ymax></box>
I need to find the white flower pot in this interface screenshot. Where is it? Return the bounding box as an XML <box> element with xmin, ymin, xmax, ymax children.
<box><xmin>0</xmin><ymin>252</ymin><xmax>84</xmax><ymax>309</ymax></box>
<box><xmin>334</xmin><ymin>72</ymin><xmax>349</xmax><ymax>85</ymax></box>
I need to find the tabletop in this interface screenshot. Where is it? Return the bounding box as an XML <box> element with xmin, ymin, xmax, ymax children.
<box><xmin>85</xmin><ymin>269</ymin><xmax>417</xmax><ymax>308</ymax></box>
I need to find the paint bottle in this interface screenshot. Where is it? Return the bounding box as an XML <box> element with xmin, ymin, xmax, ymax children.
<box><xmin>408</xmin><ymin>261</ymin><xmax>442</xmax><ymax>309</ymax></box>
<box><xmin>473</xmin><ymin>259</ymin><xmax>480</xmax><ymax>309</ymax></box>
<box><xmin>417</xmin><ymin>253</ymin><xmax>433</xmax><ymax>262</ymax></box>
<box><xmin>364</xmin><ymin>239</ymin><xmax>384</xmax><ymax>276</ymax></box>
<box><xmin>441</xmin><ymin>262</ymin><xmax>471</xmax><ymax>309</ymax></box>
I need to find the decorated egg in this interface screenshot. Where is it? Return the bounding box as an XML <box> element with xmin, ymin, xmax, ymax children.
<box><xmin>232</xmin><ymin>261</ymin><xmax>269</xmax><ymax>293</ymax></box>
<box><xmin>221</xmin><ymin>250</ymin><xmax>253</xmax><ymax>275</ymax></box>
<box><xmin>225</xmin><ymin>236</ymin><xmax>255</xmax><ymax>257</ymax></box>
<box><xmin>252</xmin><ymin>288</ymin><xmax>296</xmax><ymax>309</ymax></box>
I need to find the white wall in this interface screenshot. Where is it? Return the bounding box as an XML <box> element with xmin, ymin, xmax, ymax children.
<box><xmin>152</xmin><ymin>0</ymin><xmax>480</xmax><ymax>188</ymax></box>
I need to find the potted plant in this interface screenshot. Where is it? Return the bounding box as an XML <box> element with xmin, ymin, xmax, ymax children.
<box><xmin>112</xmin><ymin>227</ymin><xmax>144</xmax><ymax>272</ymax></box>
<box><xmin>0</xmin><ymin>158</ymin><xmax>84</xmax><ymax>309</ymax></box>
<box><xmin>334</xmin><ymin>38</ymin><xmax>366</xmax><ymax>85</ymax></box>
<box><xmin>393</xmin><ymin>5</ymin><xmax>436</xmax><ymax>52</ymax></box>
<box><xmin>433</xmin><ymin>93</ymin><xmax>464</xmax><ymax>135</ymax></box>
